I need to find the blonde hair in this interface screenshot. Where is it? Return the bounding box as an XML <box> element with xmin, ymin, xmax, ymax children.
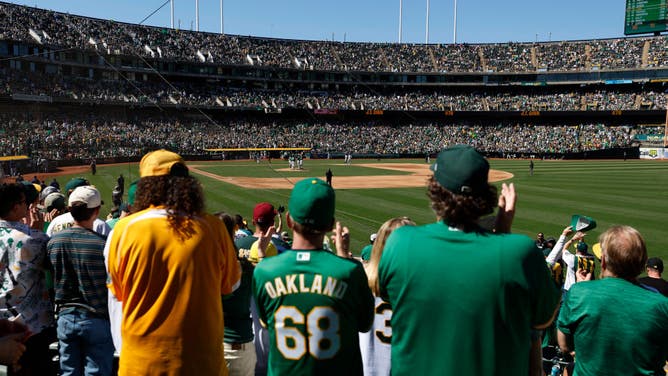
<box><xmin>365</xmin><ymin>216</ymin><xmax>416</xmax><ymax>296</ymax></box>
<box><xmin>599</xmin><ymin>225</ymin><xmax>647</xmax><ymax>280</ymax></box>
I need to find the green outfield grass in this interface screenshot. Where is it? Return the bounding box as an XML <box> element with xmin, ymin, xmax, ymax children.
<box><xmin>63</xmin><ymin>158</ymin><xmax>668</xmax><ymax>264</ymax></box>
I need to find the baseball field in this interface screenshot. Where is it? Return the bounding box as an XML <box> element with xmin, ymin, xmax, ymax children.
<box><xmin>39</xmin><ymin>157</ymin><xmax>668</xmax><ymax>264</ymax></box>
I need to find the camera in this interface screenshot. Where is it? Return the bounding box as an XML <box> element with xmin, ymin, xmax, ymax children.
<box><xmin>277</xmin><ymin>205</ymin><xmax>285</xmax><ymax>214</ymax></box>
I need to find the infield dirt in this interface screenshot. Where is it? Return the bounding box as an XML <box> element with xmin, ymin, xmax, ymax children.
<box><xmin>189</xmin><ymin>163</ymin><xmax>513</xmax><ymax>189</ymax></box>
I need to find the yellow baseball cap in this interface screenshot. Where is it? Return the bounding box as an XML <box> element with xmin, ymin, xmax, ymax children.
<box><xmin>139</xmin><ymin>149</ymin><xmax>188</xmax><ymax>177</ymax></box>
<box><xmin>592</xmin><ymin>243</ymin><xmax>602</xmax><ymax>259</ymax></box>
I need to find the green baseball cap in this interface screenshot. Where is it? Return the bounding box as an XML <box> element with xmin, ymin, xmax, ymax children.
<box><xmin>288</xmin><ymin>178</ymin><xmax>335</xmax><ymax>229</ymax></box>
<box><xmin>43</xmin><ymin>192</ymin><xmax>66</xmax><ymax>212</ymax></box>
<box><xmin>570</xmin><ymin>214</ymin><xmax>597</xmax><ymax>232</ymax></box>
<box><xmin>430</xmin><ymin>145</ymin><xmax>489</xmax><ymax>195</ymax></box>
<box><xmin>65</xmin><ymin>177</ymin><xmax>89</xmax><ymax>194</ymax></box>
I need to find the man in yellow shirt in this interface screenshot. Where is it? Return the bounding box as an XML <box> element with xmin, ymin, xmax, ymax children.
<box><xmin>106</xmin><ymin>150</ymin><xmax>241</xmax><ymax>376</ymax></box>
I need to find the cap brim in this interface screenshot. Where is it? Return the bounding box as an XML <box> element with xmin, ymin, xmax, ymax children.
<box><xmin>592</xmin><ymin>243</ymin><xmax>602</xmax><ymax>259</ymax></box>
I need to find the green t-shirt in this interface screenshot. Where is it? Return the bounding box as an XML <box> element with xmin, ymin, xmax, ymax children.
<box><xmin>557</xmin><ymin>278</ymin><xmax>668</xmax><ymax>376</ymax></box>
<box><xmin>378</xmin><ymin>222</ymin><xmax>560</xmax><ymax>376</ymax></box>
<box><xmin>360</xmin><ymin>244</ymin><xmax>373</xmax><ymax>261</ymax></box>
<box><xmin>252</xmin><ymin>249</ymin><xmax>374</xmax><ymax>376</ymax></box>
<box><xmin>222</xmin><ymin>257</ymin><xmax>254</xmax><ymax>343</ymax></box>
<box><xmin>223</xmin><ymin>235</ymin><xmax>263</xmax><ymax>343</ymax></box>
<box><xmin>236</xmin><ymin>235</ymin><xmax>258</xmax><ymax>261</ymax></box>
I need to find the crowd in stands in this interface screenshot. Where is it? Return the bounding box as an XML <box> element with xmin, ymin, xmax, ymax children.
<box><xmin>2</xmin><ymin>146</ymin><xmax>667</xmax><ymax>376</ymax></box>
<box><xmin>4</xmin><ymin>2</ymin><xmax>668</xmax><ymax>73</ymax></box>
<box><xmin>2</xmin><ymin>68</ymin><xmax>668</xmax><ymax>111</ymax></box>
<box><xmin>0</xmin><ymin>111</ymin><xmax>654</xmax><ymax>161</ymax></box>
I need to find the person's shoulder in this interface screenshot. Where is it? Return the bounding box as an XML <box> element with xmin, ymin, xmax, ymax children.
<box><xmin>387</xmin><ymin>222</ymin><xmax>430</xmax><ymax>240</ymax></box>
<box><xmin>257</xmin><ymin>250</ymin><xmax>361</xmax><ymax>273</ymax></box>
<box><xmin>491</xmin><ymin>232</ymin><xmax>536</xmax><ymax>252</ymax></box>
<box><xmin>27</xmin><ymin>227</ymin><xmax>50</xmax><ymax>242</ymax></box>
<box><xmin>47</xmin><ymin>229</ymin><xmax>68</xmax><ymax>243</ymax></box>
<box><xmin>253</xmin><ymin>250</ymin><xmax>290</xmax><ymax>279</ymax></box>
<box><xmin>48</xmin><ymin>212</ymin><xmax>72</xmax><ymax>226</ymax></box>
<box><xmin>200</xmin><ymin>212</ymin><xmax>222</xmax><ymax>224</ymax></box>
<box><xmin>112</xmin><ymin>208</ymin><xmax>160</xmax><ymax>232</ymax></box>
<box><xmin>49</xmin><ymin>212</ymin><xmax>74</xmax><ymax>223</ymax></box>
<box><xmin>94</xmin><ymin>217</ymin><xmax>108</xmax><ymax>226</ymax></box>
<box><xmin>235</xmin><ymin>234</ymin><xmax>257</xmax><ymax>247</ymax></box>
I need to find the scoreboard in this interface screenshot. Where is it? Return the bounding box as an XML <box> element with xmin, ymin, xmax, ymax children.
<box><xmin>625</xmin><ymin>0</ymin><xmax>668</xmax><ymax>35</ymax></box>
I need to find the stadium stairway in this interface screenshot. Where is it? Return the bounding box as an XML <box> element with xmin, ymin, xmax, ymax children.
<box><xmin>428</xmin><ymin>48</ymin><xmax>439</xmax><ymax>72</ymax></box>
<box><xmin>584</xmin><ymin>44</ymin><xmax>592</xmax><ymax>69</ymax></box>
<box><xmin>642</xmin><ymin>41</ymin><xmax>650</xmax><ymax>67</ymax></box>
<box><xmin>478</xmin><ymin>48</ymin><xmax>488</xmax><ymax>71</ymax></box>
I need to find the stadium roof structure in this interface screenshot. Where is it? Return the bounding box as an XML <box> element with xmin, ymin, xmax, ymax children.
<box><xmin>0</xmin><ymin>155</ymin><xmax>30</xmax><ymax>162</ymax></box>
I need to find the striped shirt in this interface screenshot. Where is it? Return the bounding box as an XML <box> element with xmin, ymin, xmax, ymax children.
<box><xmin>48</xmin><ymin>226</ymin><xmax>108</xmax><ymax>315</ymax></box>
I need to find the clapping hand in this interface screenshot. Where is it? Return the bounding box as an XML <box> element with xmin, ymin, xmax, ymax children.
<box><xmin>332</xmin><ymin>221</ymin><xmax>352</xmax><ymax>258</ymax></box>
<box><xmin>494</xmin><ymin>183</ymin><xmax>516</xmax><ymax>234</ymax></box>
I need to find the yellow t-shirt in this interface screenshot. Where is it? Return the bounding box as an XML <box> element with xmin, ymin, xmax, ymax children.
<box><xmin>248</xmin><ymin>239</ymin><xmax>278</xmax><ymax>263</ymax></box>
<box><xmin>107</xmin><ymin>207</ymin><xmax>241</xmax><ymax>376</ymax></box>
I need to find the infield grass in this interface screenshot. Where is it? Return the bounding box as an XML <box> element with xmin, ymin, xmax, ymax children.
<box><xmin>66</xmin><ymin>158</ymin><xmax>668</xmax><ymax>264</ymax></box>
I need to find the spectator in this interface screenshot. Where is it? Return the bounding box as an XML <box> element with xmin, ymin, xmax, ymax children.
<box><xmin>46</xmin><ymin>178</ymin><xmax>111</xmax><ymax>237</ymax></box>
<box><xmin>48</xmin><ymin>186</ymin><xmax>114</xmax><ymax>376</ymax></box>
<box><xmin>535</xmin><ymin>232</ymin><xmax>545</xmax><ymax>250</ymax></box>
<box><xmin>638</xmin><ymin>257</ymin><xmax>668</xmax><ymax>297</ymax></box>
<box><xmin>360</xmin><ymin>217</ymin><xmax>415</xmax><ymax>376</ymax></box>
<box><xmin>546</xmin><ymin>226</ymin><xmax>596</xmax><ymax>292</ymax></box>
<box><xmin>234</xmin><ymin>202</ymin><xmax>278</xmax><ymax>376</ymax></box>
<box><xmin>217</xmin><ymin>210</ymin><xmax>257</xmax><ymax>376</ymax></box>
<box><xmin>252</xmin><ymin>177</ymin><xmax>374</xmax><ymax>374</ymax></box>
<box><xmin>359</xmin><ymin>233</ymin><xmax>376</xmax><ymax>263</ymax></box>
<box><xmin>234</xmin><ymin>214</ymin><xmax>252</xmax><ymax>239</ymax></box>
<box><xmin>106</xmin><ymin>149</ymin><xmax>241</xmax><ymax>375</ymax></box>
<box><xmin>0</xmin><ymin>183</ymin><xmax>55</xmax><ymax>375</ymax></box>
<box><xmin>377</xmin><ymin>145</ymin><xmax>560</xmax><ymax>375</ymax></box>
<box><xmin>557</xmin><ymin>225</ymin><xmax>668</xmax><ymax>375</ymax></box>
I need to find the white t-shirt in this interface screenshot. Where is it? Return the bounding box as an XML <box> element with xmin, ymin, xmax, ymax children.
<box><xmin>359</xmin><ymin>296</ymin><xmax>392</xmax><ymax>376</ymax></box>
<box><xmin>46</xmin><ymin>212</ymin><xmax>111</xmax><ymax>237</ymax></box>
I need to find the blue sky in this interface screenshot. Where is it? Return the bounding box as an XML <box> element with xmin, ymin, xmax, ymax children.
<box><xmin>6</xmin><ymin>0</ymin><xmax>631</xmax><ymax>43</ymax></box>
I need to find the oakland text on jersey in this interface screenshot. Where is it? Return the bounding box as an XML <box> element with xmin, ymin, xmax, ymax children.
<box><xmin>263</xmin><ymin>273</ymin><xmax>348</xmax><ymax>299</ymax></box>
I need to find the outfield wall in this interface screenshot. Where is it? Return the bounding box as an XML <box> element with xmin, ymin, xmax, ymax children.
<box><xmin>640</xmin><ymin>147</ymin><xmax>668</xmax><ymax>159</ymax></box>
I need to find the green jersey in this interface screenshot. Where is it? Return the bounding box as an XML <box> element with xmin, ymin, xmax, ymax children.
<box><xmin>557</xmin><ymin>278</ymin><xmax>668</xmax><ymax>376</ymax></box>
<box><xmin>222</xmin><ymin>257</ymin><xmax>254</xmax><ymax>343</ymax></box>
<box><xmin>378</xmin><ymin>222</ymin><xmax>560</xmax><ymax>376</ymax></box>
<box><xmin>252</xmin><ymin>249</ymin><xmax>374</xmax><ymax>376</ymax></box>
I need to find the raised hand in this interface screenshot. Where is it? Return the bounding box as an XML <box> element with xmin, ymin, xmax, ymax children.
<box><xmin>331</xmin><ymin>221</ymin><xmax>352</xmax><ymax>258</ymax></box>
<box><xmin>494</xmin><ymin>183</ymin><xmax>516</xmax><ymax>234</ymax></box>
<box><xmin>256</xmin><ymin>225</ymin><xmax>276</xmax><ymax>259</ymax></box>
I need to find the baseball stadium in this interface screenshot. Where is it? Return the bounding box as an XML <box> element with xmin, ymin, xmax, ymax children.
<box><xmin>1</xmin><ymin>0</ymin><xmax>668</xmax><ymax>375</ymax></box>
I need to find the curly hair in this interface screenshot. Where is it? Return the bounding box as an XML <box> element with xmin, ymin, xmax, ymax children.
<box><xmin>427</xmin><ymin>176</ymin><xmax>497</xmax><ymax>232</ymax></box>
<box><xmin>134</xmin><ymin>175</ymin><xmax>205</xmax><ymax>237</ymax></box>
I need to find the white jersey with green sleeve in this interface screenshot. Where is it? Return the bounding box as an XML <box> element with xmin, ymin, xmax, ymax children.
<box><xmin>359</xmin><ymin>296</ymin><xmax>392</xmax><ymax>376</ymax></box>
